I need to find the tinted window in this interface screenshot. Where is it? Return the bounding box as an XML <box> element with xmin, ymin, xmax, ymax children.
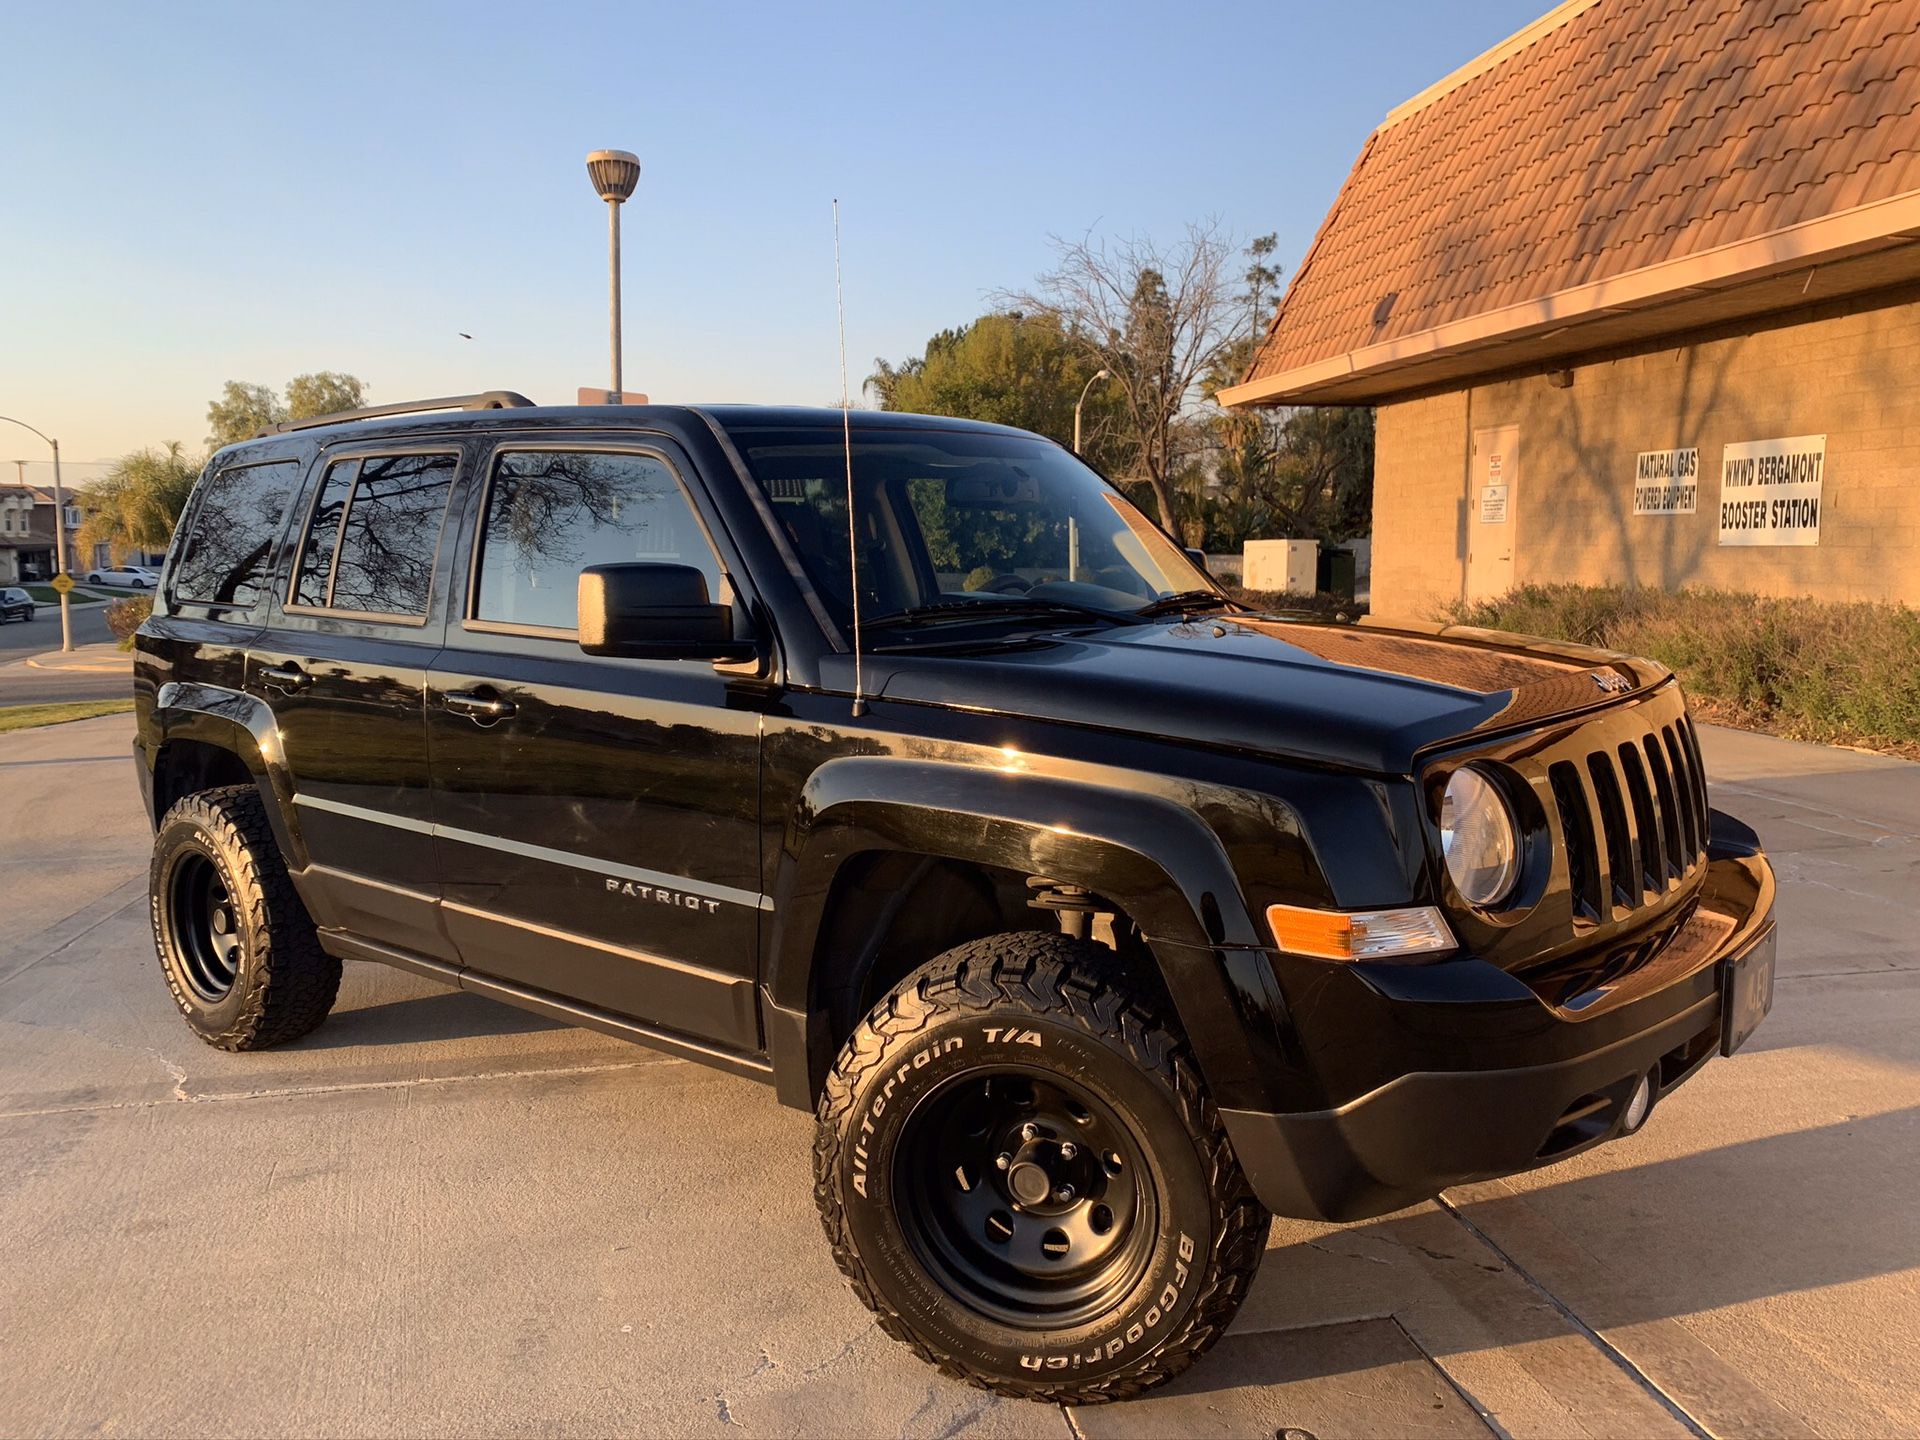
<box><xmin>730</xmin><ymin>427</ymin><xmax>1210</xmax><ymax>632</ymax></box>
<box><xmin>293</xmin><ymin>454</ymin><xmax>456</xmax><ymax>616</ymax></box>
<box><xmin>472</xmin><ymin>451</ymin><xmax>723</xmax><ymax>631</ymax></box>
<box><xmin>292</xmin><ymin>460</ymin><xmax>356</xmax><ymax>608</ymax></box>
<box><xmin>171</xmin><ymin>459</ymin><xmax>299</xmax><ymax>606</ymax></box>
<box><xmin>330</xmin><ymin>454</ymin><xmax>457</xmax><ymax>615</ymax></box>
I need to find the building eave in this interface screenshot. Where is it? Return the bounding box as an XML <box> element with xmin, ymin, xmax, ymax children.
<box><xmin>1223</xmin><ymin>188</ymin><xmax>1920</xmax><ymax>409</ymax></box>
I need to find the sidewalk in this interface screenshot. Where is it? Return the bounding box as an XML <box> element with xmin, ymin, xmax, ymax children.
<box><xmin>19</xmin><ymin>641</ymin><xmax>130</xmax><ymax>673</ymax></box>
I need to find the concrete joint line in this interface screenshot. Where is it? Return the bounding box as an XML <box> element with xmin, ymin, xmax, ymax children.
<box><xmin>0</xmin><ymin>877</ymin><xmax>147</xmax><ymax>991</ymax></box>
<box><xmin>1436</xmin><ymin>1193</ymin><xmax>1716</xmax><ymax>1440</ymax></box>
<box><xmin>0</xmin><ymin>1057</ymin><xmax>676</xmax><ymax>1121</ymax></box>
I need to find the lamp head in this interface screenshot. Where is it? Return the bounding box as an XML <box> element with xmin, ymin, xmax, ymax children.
<box><xmin>586</xmin><ymin>149</ymin><xmax>641</xmax><ymax>204</ymax></box>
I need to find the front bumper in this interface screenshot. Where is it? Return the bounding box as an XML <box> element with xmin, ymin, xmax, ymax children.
<box><xmin>1222</xmin><ymin>845</ymin><xmax>1775</xmax><ymax>1222</ymax></box>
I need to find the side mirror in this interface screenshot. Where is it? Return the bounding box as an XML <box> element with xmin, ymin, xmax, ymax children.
<box><xmin>577</xmin><ymin>563</ymin><xmax>755</xmax><ymax>661</ymax></box>
<box><xmin>1184</xmin><ymin>546</ymin><xmax>1209</xmax><ymax>569</ymax></box>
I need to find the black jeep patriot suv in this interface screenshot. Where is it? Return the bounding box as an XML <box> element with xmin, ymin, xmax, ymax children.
<box><xmin>133</xmin><ymin>392</ymin><xmax>1776</xmax><ymax>1402</ymax></box>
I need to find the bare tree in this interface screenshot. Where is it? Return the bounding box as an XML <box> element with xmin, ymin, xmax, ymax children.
<box><xmin>1000</xmin><ymin>223</ymin><xmax>1242</xmax><ymax>535</ymax></box>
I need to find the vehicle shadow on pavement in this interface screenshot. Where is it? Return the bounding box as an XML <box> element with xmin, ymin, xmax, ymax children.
<box><xmin>292</xmin><ymin>988</ymin><xmax>568</xmax><ymax>1048</ymax></box>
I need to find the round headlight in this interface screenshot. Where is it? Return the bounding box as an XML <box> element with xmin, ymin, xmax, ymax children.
<box><xmin>1439</xmin><ymin>766</ymin><xmax>1520</xmax><ymax>907</ymax></box>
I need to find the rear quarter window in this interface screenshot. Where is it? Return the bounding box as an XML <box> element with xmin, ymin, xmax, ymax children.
<box><xmin>171</xmin><ymin>458</ymin><xmax>301</xmax><ymax>607</ymax></box>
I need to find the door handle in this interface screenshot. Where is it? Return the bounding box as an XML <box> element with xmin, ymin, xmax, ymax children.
<box><xmin>259</xmin><ymin>663</ymin><xmax>313</xmax><ymax>693</ymax></box>
<box><xmin>444</xmin><ymin>688</ymin><xmax>517</xmax><ymax>724</ymax></box>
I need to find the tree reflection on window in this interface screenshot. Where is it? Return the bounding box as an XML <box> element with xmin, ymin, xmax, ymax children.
<box><xmin>331</xmin><ymin>455</ymin><xmax>455</xmax><ymax>614</ymax></box>
<box><xmin>174</xmin><ymin>459</ymin><xmax>298</xmax><ymax>606</ymax></box>
<box><xmin>473</xmin><ymin>451</ymin><xmax>722</xmax><ymax>631</ymax></box>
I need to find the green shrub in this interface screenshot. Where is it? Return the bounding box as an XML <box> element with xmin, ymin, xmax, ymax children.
<box><xmin>1449</xmin><ymin>584</ymin><xmax>1920</xmax><ymax>752</ymax></box>
<box><xmin>105</xmin><ymin>595</ymin><xmax>151</xmax><ymax>648</ymax></box>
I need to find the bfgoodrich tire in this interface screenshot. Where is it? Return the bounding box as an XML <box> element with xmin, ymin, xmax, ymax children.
<box><xmin>814</xmin><ymin>933</ymin><xmax>1270</xmax><ymax>1403</ymax></box>
<box><xmin>150</xmin><ymin>784</ymin><xmax>340</xmax><ymax>1050</ymax></box>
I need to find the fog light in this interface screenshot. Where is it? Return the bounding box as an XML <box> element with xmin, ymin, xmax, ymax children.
<box><xmin>1622</xmin><ymin>1073</ymin><xmax>1654</xmax><ymax>1133</ymax></box>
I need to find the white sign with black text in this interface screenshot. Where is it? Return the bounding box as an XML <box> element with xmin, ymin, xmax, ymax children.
<box><xmin>1633</xmin><ymin>448</ymin><xmax>1697</xmax><ymax>514</ymax></box>
<box><xmin>1718</xmin><ymin>434</ymin><xmax>1825</xmax><ymax>546</ymax></box>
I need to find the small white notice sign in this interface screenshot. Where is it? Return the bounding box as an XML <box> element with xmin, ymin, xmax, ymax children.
<box><xmin>1479</xmin><ymin>484</ymin><xmax>1508</xmax><ymax>524</ymax></box>
<box><xmin>1634</xmin><ymin>448</ymin><xmax>1697</xmax><ymax>514</ymax></box>
<box><xmin>1718</xmin><ymin>435</ymin><xmax>1824</xmax><ymax>546</ymax></box>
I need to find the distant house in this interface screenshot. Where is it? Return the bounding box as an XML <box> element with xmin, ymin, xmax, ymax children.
<box><xmin>0</xmin><ymin>485</ymin><xmax>82</xmax><ymax>584</ymax></box>
<box><xmin>1223</xmin><ymin>0</ymin><xmax>1920</xmax><ymax>615</ymax></box>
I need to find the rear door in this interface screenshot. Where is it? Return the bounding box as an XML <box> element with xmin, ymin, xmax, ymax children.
<box><xmin>252</xmin><ymin>444</ymin><xmax>466</xmax><ymax>962</ymax></box>
<box><xmin>425</xmin><ymin>436</ymin><xmax>764</xmax><ymax>1050</ymax></box>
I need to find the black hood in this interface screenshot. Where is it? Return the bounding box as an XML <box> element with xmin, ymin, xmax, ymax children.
<box><xmin>835</xmin><ymin>616</ymin><xmax>1670</xmax><ymax>775</ymax></box>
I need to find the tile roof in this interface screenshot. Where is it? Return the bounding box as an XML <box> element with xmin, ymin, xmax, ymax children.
<box><xmin>1228</xmin><ymin>0</ymin><xmax>1920</xmax><ymax>405</ymax></box>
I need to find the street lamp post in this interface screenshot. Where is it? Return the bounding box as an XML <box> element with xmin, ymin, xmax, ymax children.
<box><xmin>1073</xmin><ymin>368</ymin><xmax>1111</xmax><ymax>456</ymax></box>
<box><xmin>585</xmin><ymin>149</ymin><xmax>642</xmax><ymax>397</ymax></box>
<box><xmin>0</xmin><ymin>414</ymin><xmax>73</xmax><ymax>652</ymax></box>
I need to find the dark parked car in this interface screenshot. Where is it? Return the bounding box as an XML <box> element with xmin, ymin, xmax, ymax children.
<box><xmin>132</xmin><ymin>393</ymin><xmax>1776</xmax><ymax>1403</ymax></box>
<box><xmin>0</xmin><ymin>586</ymin><xmax>33</xmax><ymax>622</ymax></box>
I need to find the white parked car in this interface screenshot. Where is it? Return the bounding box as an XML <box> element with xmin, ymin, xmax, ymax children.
<box><xmin>83</xmin><ymin>565</ymin><xmax>160</xmax><ymax>589</ymax></box>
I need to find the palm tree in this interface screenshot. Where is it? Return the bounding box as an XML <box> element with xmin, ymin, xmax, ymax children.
<box><xmin>76</xmin><ymin>442</ymin><xmax>201</xmax><ymax>563</ymax></box>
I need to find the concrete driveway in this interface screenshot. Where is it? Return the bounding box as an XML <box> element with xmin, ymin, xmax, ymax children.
<box><xmin>1</xmin><ymin>715</ymin><xmax>1914</xmax><ymax>1438</ymax></box>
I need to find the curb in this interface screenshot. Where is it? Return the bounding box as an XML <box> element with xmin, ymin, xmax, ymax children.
<box><xmin>19</xmin><ymin>652</ymin><xmax>131</xmax><ymax>674</ymax></box>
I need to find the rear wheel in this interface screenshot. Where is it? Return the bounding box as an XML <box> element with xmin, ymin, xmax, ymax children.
<box><xmin>150</xmin><ymin>784</ymin><xmax>339</xmax><ymax>1050</ymax></box>
<box><xmin>815</xmin><ymin>932</ymin><xmax>1269</xmax><ymax>1403</ymax></box>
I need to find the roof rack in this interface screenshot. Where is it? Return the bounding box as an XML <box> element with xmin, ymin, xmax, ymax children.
<box><xmin>255</xmin><ymin>390</ymin><xmax>537</xmax><ymax>437</ymax></box>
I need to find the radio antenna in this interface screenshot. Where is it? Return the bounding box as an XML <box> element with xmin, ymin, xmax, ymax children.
<box><xmin>834</xmin><ymin>197</ymin><xmax>866</xmax><ymax>718</ymax></box>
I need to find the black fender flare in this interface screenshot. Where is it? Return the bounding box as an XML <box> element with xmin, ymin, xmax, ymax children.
<box><xmin>763</xmin><ymin>756</ymin><xmax>1293</xmax><ymax>1113</ymax></box>
<box><xmin>144</xmin><ymin>681</ymin><xmax>308</xmax><ymax>867</ymax></box>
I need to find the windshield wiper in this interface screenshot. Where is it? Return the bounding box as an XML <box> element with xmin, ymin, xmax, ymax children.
<box><xmin>865</xmin><ymin>597</ymin><xmax>1121</xmax><ymax>631</ymax></box>
<box><xmin>1134</xmin><ymin>589</ymin><xmax>1229</xmax><ymax>618</ymax></box>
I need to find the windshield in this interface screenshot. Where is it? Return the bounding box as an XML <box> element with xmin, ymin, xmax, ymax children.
<box><xmin>730</xmin><ymin>426</ymin><xmax>1216</xmax><ymax>635</ymax></box>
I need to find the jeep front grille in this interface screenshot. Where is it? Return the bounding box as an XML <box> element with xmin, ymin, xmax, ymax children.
<box><xmin>1549</xmin><ymin>714</ymin><xmax>1709</xmax><ymax>922</ymax></box>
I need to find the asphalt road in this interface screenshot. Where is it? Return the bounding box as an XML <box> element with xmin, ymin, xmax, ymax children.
<box><xmin>0</xmin><ymin>600</ymin><xmax>113</xmax><ymax>658</ymax></box>
<box><xmin>1</xmin><ymin>715</ymin><xmax>1914</xmax><ymax>1438</ymax></box>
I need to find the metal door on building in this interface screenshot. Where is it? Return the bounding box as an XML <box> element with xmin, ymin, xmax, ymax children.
<box><xmin>1468</xmin><ymin>425</ymin><xmax>1517</xmax><ymax>601</ymax></box>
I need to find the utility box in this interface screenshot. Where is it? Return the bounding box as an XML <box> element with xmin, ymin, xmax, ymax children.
<box><xmin>1242</xmin><ymin>539</ymin><xmax>1319</xmax><ymax>595</ymax></box>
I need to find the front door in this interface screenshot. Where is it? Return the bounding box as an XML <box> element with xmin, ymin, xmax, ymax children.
<box><xmin>1467</xmin><ymin>425</ymin><xmax>1518</xmax><ymax>602</ymax></box>
<box><xmin>425</xmin><ymin>440</ymin><xmax>763</xmax><ymax>1052</ymax></box>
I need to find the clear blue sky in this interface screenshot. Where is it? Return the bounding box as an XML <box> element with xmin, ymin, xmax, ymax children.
<box><xmin>1</xmin><ymin>0</ymin><xmax>1546</xmax><ymax>478</ymax></box>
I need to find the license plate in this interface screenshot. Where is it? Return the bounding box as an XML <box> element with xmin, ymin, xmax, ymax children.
<box><xmin>1721</xmin><ymin>925</ymin><xmax>1777</xmax><ymax>1056</ymax></box>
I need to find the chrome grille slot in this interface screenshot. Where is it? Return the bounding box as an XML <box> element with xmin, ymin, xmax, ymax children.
<box><xmin>1586</xmin><ymin>752</ymin><xmax>1637</xmax><ymax>912</ymax></box>
<box><xmin>1642</xmin><ymin>733</ymin><xmax>1683</xmax><ymax>882</ymax></box>
<box><xmin>1661</xmin><ymin>724</ymin><xmax>1701</xmax><ymax>864</ymax></box>
<box><xmin>1549</xmin><ymin>760</ymin><xmax>1602</xmax><ymax>922</ymax></box>
<box><xmin>1616</xmin><ymin>742</ymin><xmax>1662</xmax><ymax>901</ymax></box>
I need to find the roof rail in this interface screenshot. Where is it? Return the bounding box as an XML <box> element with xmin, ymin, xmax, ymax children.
<box><xmin>255</xmin><ymin>390</ymin><xmax>536</xmax><ymax>437</ymax></box>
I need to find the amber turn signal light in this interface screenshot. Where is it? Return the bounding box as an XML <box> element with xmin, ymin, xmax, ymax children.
<box><xmin>1265</xmin><ymin>903</ymin><xmax>1456</xmax><ymax>961</ymax></box>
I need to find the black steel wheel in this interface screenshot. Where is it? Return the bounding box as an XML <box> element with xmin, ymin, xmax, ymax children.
<box><xmin>815</xmin><ymin>932</ymin><xmax>1270</xmax><ymax>1404</ymax></box>
<box><xmin>166</xmin><ymin>850</ymin><xmax>242</xmax><ymax>1002</ymax></box>
<box><xmin>150</xmin><ymin>785</ymin><xmax>339</xmax><ymax>1050</ymax></box>
<box><xmin>897</xmin><ymin>1069</ymin><xmax>1157</xmax><ymax>1330</ymax></box>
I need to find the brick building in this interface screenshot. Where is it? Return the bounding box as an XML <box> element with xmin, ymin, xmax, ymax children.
<box><xmin>1222</xmin><ymin>0</ymin><xmax>1920</xmax><ymax>616</ymax></box>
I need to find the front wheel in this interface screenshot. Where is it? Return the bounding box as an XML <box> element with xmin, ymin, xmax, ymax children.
<box><xmin>814</xmin><ymin>933</ymin><xmax>1270</xmax><ymax>1404</ymax></box>
<box><xmin>86</xmin><ymin>573</ymin><xmax>102</xmax><ymax>584</ymax></box>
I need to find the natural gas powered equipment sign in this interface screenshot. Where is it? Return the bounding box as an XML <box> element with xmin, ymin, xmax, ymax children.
<box><xmin>1718</xmin><ymin>435</ymin><xmax>1825</xmax><ymax>547</ymax></box>
<box><xmin>1633</xmin><ymin>448</ymin><xmax>1697</xmax><ymax>514</ymax></box>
